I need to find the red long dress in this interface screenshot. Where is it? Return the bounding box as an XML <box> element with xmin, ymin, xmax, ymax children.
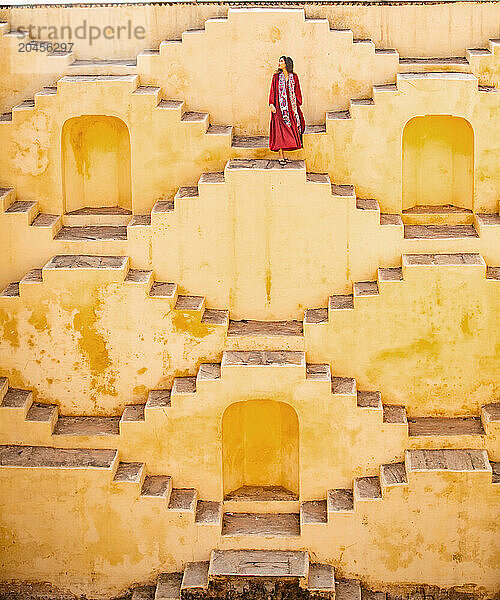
<box><xmin>268</xmin><ymin>71</ymin><xmax>306</xmax><ymax>152</ymax></box>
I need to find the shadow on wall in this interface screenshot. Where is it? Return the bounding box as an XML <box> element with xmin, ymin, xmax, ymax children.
<box><xmin>222</xmin><ymin>400</ymin><xmax>299</xmax><ymax>497</ymax></box>
<box><xmin>402</xmin><ymin>115</ymin><xmax>474</xmax><ymax>211</ymax></box>
<box><xmin>61</xmin><ymin>114</ymin><xmax>131</xmax><ymax>213</ymax></box>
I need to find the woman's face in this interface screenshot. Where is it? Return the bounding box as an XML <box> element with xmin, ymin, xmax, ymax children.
<box><xmin>278</xmin><ymin>57</ymin><xmax>286</xmax><ymax>71</ymax></box>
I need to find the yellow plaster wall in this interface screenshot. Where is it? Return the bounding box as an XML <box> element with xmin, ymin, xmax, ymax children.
<box><xmin>0</xmin><ymin>4</ymin><xmax>499</xmax><ymax>119</ymax></box>
<box><xmin>0</xmin><ymin>456</ymin><xmax>497</xmax><ymax>597</ymax></box>
<box><xmin>310</xmin><ymin>73</ymin><xmax>500</xmax><ymax>214</ymax></box>
<box><xmin>0</xmin><ymin>268</ymin><xmax>226</xmax><ymax>414</ymax></box>
<box><xmin>305</xmin><ymin>263</ymin><xmax>500</xmax><ymax>415</ymax></box>
<box><xmin>0</xmin><ymin>256</ymin><xmax>498</xmax><ymax>417</ymax></box>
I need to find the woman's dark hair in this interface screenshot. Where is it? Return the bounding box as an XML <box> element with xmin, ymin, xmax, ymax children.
<box><xmin>278</xmin><ymin>55</ymin><xmax>294</xmax><ymax>73</ymax></box>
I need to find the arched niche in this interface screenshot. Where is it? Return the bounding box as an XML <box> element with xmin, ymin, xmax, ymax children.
<box><xmin>222</xmin><ymin>400</ymin><xmax>299</xmax><ymax>498</ymax></box>
<box><xmin>402</xmin><ymin>115</ymin><xmax>474</xmax><ymax>211</ymax></box>
<box><xmin>62</xmin><ymin>115</ymin><xmax>131</xmax><ymax>213</ymax></box>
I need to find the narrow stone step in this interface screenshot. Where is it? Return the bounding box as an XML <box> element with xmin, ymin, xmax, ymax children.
<box><xmin>336</xmin><ymin>579</ymin><xmax>362</xmax><ymax>600</ymax></box>
<box><xmin>228</xmin><ymin>320</ymin><xmax>303</xmax><ymax>336</ymax></box>
<box><xmin>149</xmin><ymin>282</ymin><xmax>177</xmax><ymax>299</ymax></box>
<box><xmin>125</xmin><ymin>269</ymin><xmax>153</xmax><ymax>284</ymax></box>
<box><xmin>306</xmin><ymin>364</ymin><xmax>331</xmax><ymax>381</ymax></box>
<box><xmin>304</xmin><ymin>308</ymin><xmax>328</xmax><ymax>324</ymax></box>
<box><xmin>222</xmin><ymin>512</ymin><xmax>300</xmax><ymax>537</ymax></box>
<box><xmin>408</xmin><ymin>417</ymin><xmax>485</xmax><ymax>436</ymax></box>
<box><xmin>146</xmin><ymin>389</ymin><xmax>171</xmax><ymax>409</ymax></box>
<box><xmin>222</xmin><ymin>350</ymin><xmax>305</xmax><ymax>366</ymax></box>
<box><xmin>0</xmin><ymin>445</ymin><xmax>117</xmax><ymax>468</ymax></box>
<box><xmin>20</xmin><ymin>269</ymin><xmax>43</xmax><ymax>284</ymax></box>
<box><xmin>209</xmin><ymin>549</ymin><xmax>308</xmax><ymax>578</ymax></box>
<box><xmin>476</xmin><ymin>213</ymin><xmax>500</xmax><ymax>226</ymax></box>
<box><xmin>354</xmin><ymin>281</ymin><xmax>379</xmax><ymax>297</ymax></box>
<box><xmin>64</xmin><ymin>206</ymin><xmax>132</xmax><ymax>226</ymax></box>
<box><xmin>113</xmin><ymin>462</ymin><xmax>145</xmax><ymax>483</ymax></box>
<box><xmin>486</xmin><ymin>267</ymin><xmax>500</xmax><ymax>280</ymax></box>
<box><xmin>403</xmin><ymin>253</ymin><xmax>484</xmax><ymax>266</ymax></box>
<box><xmin>301</xmin><ymin>500</ymin><xmax>327</xmax><ymax>524</ymax></box>
<box><xmin>155</xmin><ymin>573</ymin><xmax>182</xmax><ymax>600</ymax></box>
<box><xmin>132</xmin><ymin>586</ymin><xmax>155</xmax><ymax>600</ymax></box>
<box><xmin>206</xmin><ymin>124</ymin><xmax>232</xmax><ymax>135</ymax></box>
<box><xmin>307</xmin><ymin>173</ymin><xmax>330</xmax><ymax>184</ymax></box>
<box><xmin>383</xmin><ymin>405</ymin><xmax>407</xmax><ymax>423</ymax></box>
<box><xmin>127</xmin><ymin>216</ymin><xmax>149</xmax><ymax>227</ymax></box>
<box><xmin>378</xmin><ymin>267</ymin><xmax>403</xmax><ymax>282</ymax></box>
<box><xmin>327</xmin><ymin>110</ymin><xmax>351</xmax><ymax>120</ymax></box>
<box><xmin>25</xmin><ymin>403</ymin><xmax>58</xmax><ymax>424</ymax></box>
<box><xmin>201</xmin><ymin>309</ymin><xmax>229</xmax><ymax>325</ymax></box>
<box><xmin>171</xmin><ymin>377</ymin><xmax>196</xmax><ymax>395</ymax></box>
<box><xmin>308</xmin><ymin>563</ymin><xmax>335</xmax><ymax>593</ymax></box>
<box><xmin>174</xmin><ymin>295</ymin><xmax>204</xmax><ymax>311</ymax></box>
<box><xmin>53</xmin><ymin>416</ymin><xmax>120</xmax><ymax>436</ymax></box>
<box><xmin>381</xmin><ymin>463</ymin><xmax>407</xmax><ymax>487</ymax></box>
<box><xmin>195</xmin><ymin>500</ymin><xmax>222</xmax><ymax>525</ymax></box>
<box><xmin>70</xmin><ymin>58</ymin><xmax>137</xmax><ymax>66</ymax></box>
<box><xmin>31</xmin><ymin>214</ymin><xmax>60</xmax><ymax>228</ymax></box>
<box><xmin>327</xmin><ymin>489</ymin><xmax>354</xmax><ymax>512</ymax></box>
<box><xmin>54</xmin><ymin>226</ymin><xmax>127</xmax><ymax>240</ymax></box>
<box><xmin>199</xmin><ymin>172</ymin><xmax>225</xmax><ymax>184</ymax></box>
<box><xmin>225</xmin><ymin>485</ymin><xmax>298</xmax><ymax>502</ymax></box>
<box><xmin>5</xmin><ymin>200</ymin><xmax>37</xmax><ymax>217</ymax></box>
<box><xmin>331</xmin><ymin>377</ymin><xmax>356</xmax><ymax>395</ymax></box>
<box><xmin>181</xmin><ymin>111</ymin><xmax>208</xmax><ymax>123</ymax></box>
<box><xmin>380</xmin><ymin>214</ymin><xmax>403</xmax><ymax>226</ymax></box>
<box><xmin>354</xmin><ymin>476</ymin><xmax>382</xmax><ymax>500</ymax></box>
<box><xmin>402</xmin><ymin>204</ymin><xmax>473</xmax><ymax>225</ymax></box>
<box><xmin>174</xmin><ymin>186</ymin><xmax>199</xmax><ymax>200</ymax></box>
<box><xmin>404</xmin><ymin>224</ymin><xmax>478</xmax><ymax>239</ymax></box>
<box><xmin>197</xmin><ymin>363</ymin><xmax>222</xmax><ymax>382</ymax></box>
<box><xmin>357</xmin><ymin>391</ymin><xmax>382</xmax><ymax>410</ymax></box>
<box><xmin>227</xmin><ymin>159</ymin><xmax>305</xmax><ymax>170</ymax></box>
<box><xmin>1</xmin><ymin>388</ymin><xmax>32</xmax><ymax>410</ymax></box>
<box><xmin>140</xmin><ymin>475</ymin><xmax>172</xmax><ymax>498</ymax></box>
<box><xmin>406</xmin><ymin>449</ymin><xmax>490</xmax><ymax>471</ymax></box>
<box><xmin>481</xmin><ymin>403</ymin><xmax>500</xmax><ymax>424</ymax></box>
<box><xmin>329</xmin><ymin>295</ymin><xmax>354</xmax><ymax>310</ymax></box>
<box><xmin>492</xmin><ymin>463</ymin><xmax>500</xmax><ymax>484</ymax></box>
<box><xmin>232</xmin><ymin>136</ymin><xmax>269</xmax><ymax>148</ymax></box>
<box><xmin>168</xmin><ymin>489</ymin><xmax>197</xmax><ymax>512</ymax></box>
<box><xmin>121</xmin><ymin>404</ymin><xmax>145</xmax><ymax>423</ymax></box>
<box><xmin>356</xmin><ymin>198</ymin><xmax>379</xmax><ymax>211</ymax></box>
<box><xmin>44</xmin><ymin>255</ymin><xmax>128</xmax><ymax>270</ymax></box>
<box><xmin>181</xmin><ymin>561</ymin><xmax>209</xmax><ymax>591</ymax></box>
<box><xmin>0</xmin><ymin>282</ymin><xmax>19</xmax><ymax>297</ymax></box>
<box><xmin>400</xmin><ymin>57</ymin><xmax>468</xmax><ymax>65</ymax></box>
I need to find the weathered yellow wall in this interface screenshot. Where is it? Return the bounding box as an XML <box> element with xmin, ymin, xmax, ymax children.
<box><xmin>0</xmin><ymin>451</ymin><xmax>497</xmax><ymax>598</ymax></box>
<box><xmin>0</xmin><ymin>4</ymin><xmax>498</xmax><ymax>598</ymax></box>
<box><xmin>62</xmin><ymin>115</ymin><xmax>132</xmax><ymax>212</ymax></box>
<box><xmin>0</xmin><ymin>256</ymin><xmax>497</xmax><ymax>416</ymax></box>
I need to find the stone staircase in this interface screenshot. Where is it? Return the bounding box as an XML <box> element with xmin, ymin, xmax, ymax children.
<box><xmin>1</xmin><ymin>354</ymin><xmax>498</xmax><ymax>452</ymax></box>
<box><xmin>131</xmin><ymin>549</ymin><xmax>336</xmax><ymax>599</ymax></box>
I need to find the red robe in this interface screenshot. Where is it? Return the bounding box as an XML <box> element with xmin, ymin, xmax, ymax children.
<box><xmin>268</xmin><ymin>71</ymin><xmax>306</xmax><ymax>152</ymax></box>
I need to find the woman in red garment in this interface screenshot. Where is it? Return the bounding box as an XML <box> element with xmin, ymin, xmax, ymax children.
<box><xmin>269</xmin><ymin>56</ymin><xmax>306</xmax><ymax>165</ymax></box>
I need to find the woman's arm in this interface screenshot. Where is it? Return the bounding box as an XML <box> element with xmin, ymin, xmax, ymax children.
<box><xmin>269</xmin><ymin>73</ymin><xmax>277</xmax><ymax>105</ymax></box>
<box><xmin>294</xmin><ymin>74</ymin><xmax>303</xmax><ymax>106</ymax></box>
